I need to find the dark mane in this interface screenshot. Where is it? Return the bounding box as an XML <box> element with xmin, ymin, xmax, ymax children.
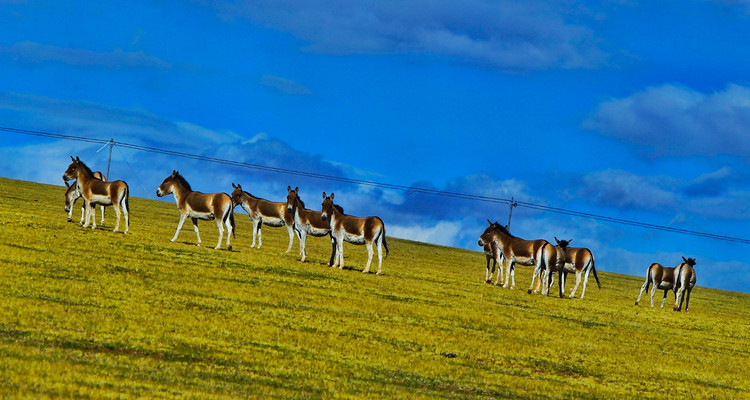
<box><xmin>173</xmin><ymin>173</ymin><xmax>192</xmax><ymax>191</ymax></box>
<box><xmin>493</xmin><ymin>222</ymin><xmax>515</xmax><ymax>238</ymax></box>
<box><xmin>243</xmin><ymin>190</ymin><xmax>262</xmax><ymax>200</ymax></box>
<box><xmin>77</xmin><ymin>159</ymin><xmax>94</xmax><ymax>176</ymax></box>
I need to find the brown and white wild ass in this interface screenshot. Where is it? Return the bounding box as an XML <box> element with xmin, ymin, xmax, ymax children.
<box><xmin>544</xmin><ymin>238</ymin><xmax>601</xmax><ymax>299</ymax></box>
<box><xmin>477</xmin><ymin>220</ymin><xmax>547</xmax><ymax>289</ymax></box>
<box><xmin>635</xmin><ymin>257</ymin><xmax>696</xmax><ymax>310</ymax></box>
<box><xmin>673</xmin><ymin>257</ymin><xmax>697</xmax><ymax>312</ymax></box>
<box><xmin>231</xmin><ymin>183</ymin><xmax>296</xmax><ymax>252</ymax></box>
<box><xmin>321</xmin><ymin>192</ymin><xmax>389</xmax><ymax>274</ymax></box>
<box><xmin>64</xmin><ymin>170</ymin><xmax>106</xmax><ymax>225</ymax></box>
<box><xmin>63</xmin><ymin>156</ymin><xmax>129</xmax><ymax>233</ymax></box>
<box><xmin>285</xmin><ymin>186</ymin><xmax>338</xmax><ymax>264</ymax></box>
<box><xmin>157</xmin><ymin>170</ymin><xmax>234</xmax><ymax>250</ymax></box>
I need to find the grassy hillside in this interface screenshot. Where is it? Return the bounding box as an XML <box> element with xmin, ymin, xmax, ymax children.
<box><xmin>0</xmin><ymin>176</ymin><xmax>748</xmax><ymax>399</ymax></box>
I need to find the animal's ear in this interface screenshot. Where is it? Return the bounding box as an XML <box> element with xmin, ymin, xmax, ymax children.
<box><xmin>287</xmin><ymin>185</ymin><xmax>292</xmax><ymax>192</ymax></box>
<box><xmin>322</xmin><ymin>192</ymin><xmax>327</xmax><ymax>199</ymax></box>
<box><xmin>75</xmin><ymin>156</ymin><xmax>80</xmax><ymax>161</ymax></box>
<box><xmin>554</xmin><ymin>236</ymin><xmax>559</xmax><ymax>242</ymax></box>
<box><xmin>330</xmin><ymin>192</ymin><xmax>335</xmax><ymax>200</ymax></box>
<box><xmin>294</xmin><ymin>187</ymin><xmax>299</xmax><ymax>193</ymax></box>
<box><xmin>568</xmin><ymin>239</ymin><xmax>573</xmax><ymax>244</ymax></box>
<box><xmin>682</xmin><ymin>256</ymin><xmax>688</xmax><ymax>263</ymax></box>
<box><xmin>237</xmin><ymin>184</ymin><xmax>242</xmax><ymax>190</ymax></box>
<box><xmin>70</xmin><ymin>156</ymin><xmax>75</xmax><ymax>161</ymax></box>
<box><xmin>487</xmin><ymin>219</ymin><xmax>492</xmax><ymax>225</ymax></box>
<box><xmin>232</xmin><ymin>183</ymin><xmax>237</xmax><ymax>189</ymax></box>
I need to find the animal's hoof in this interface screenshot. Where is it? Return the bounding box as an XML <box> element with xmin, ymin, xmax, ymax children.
<box><xmin>67</xmin><ymin>218</ymin><xmax>72</xmax><ymax>222</ymax></box>
<box><xmin>227</xmin><ymin>245</ymin><xmax>232</xmax><ymax>251</ymax></box>
<box><xmin>527</xmin><ymin>289</ymin><xmax>532</xmax><ymax>294</ymax></box>
<box><xmin>635</xmin><ymin>302</ymin><xmax>639</xmax><ymax>306</ymax></box>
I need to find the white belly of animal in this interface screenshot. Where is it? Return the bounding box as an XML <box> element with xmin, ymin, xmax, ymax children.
<box><xmin>513</xmin><ymin>255</ymin><xmax>534</xmax><ymax>266</ymax></box>
<box><xmin>262</xmin><ymin>216</ymin><xmax>284</xmax><ymax>227</ymax></box>
<box><xmin>89</xmin><ymin>194</ymin><xmax>112</xmax><ymax>206</ymax></box>
<box><xmin>308</xmin><ymin>225</ymin><xmax>329</xmax><ymax>236</ymax></box>
<box><xmin>189</xmin><ymin>211</ymin><xmax>215</xmax><ymax>220</ymax></box>
<box><xmin>343</xmin><ymin>232</ymin><xmax>365</xmax><ymax>245</ymax></box>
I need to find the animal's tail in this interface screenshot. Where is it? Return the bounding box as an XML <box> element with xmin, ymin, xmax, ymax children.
<box><xmin>644</xmin><ymin>263</ymin><xmax>655</xmax><ymax>293</ymax></box>
<box><xmin>227</xmin><ymin>209</ymin><xmax>236</xmax><ymax>238</ymax></box>
<box><xmin>590</xmin><ymin>253</ymin><xmax>601</xmax><ymax>289</ymax></box>
<box><xmin>381</xmin><ymin>223</ymin><xmax>389</xmax><ymax>258</ymax></box>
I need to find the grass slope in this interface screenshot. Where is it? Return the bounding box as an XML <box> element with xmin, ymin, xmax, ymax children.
<box><xmin>0</xmin><ymin>177</ymin><xmax>748</xmax><ymax>399</ymax></box>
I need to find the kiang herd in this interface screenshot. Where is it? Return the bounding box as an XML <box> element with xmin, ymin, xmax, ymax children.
<box><xmin>61</xmin><ymin>156</ymin><xmax>697</xmax><ymax>312</ymax></box>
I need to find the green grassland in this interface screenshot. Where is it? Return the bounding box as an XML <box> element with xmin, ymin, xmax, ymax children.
<box><xmin>0</xmin><ymin>176</ymin><xmax>748</xmax><ymax>399</ymax></box>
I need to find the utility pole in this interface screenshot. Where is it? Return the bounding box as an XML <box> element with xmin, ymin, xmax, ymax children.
<box><xmin>105</xmin><ymin>138</ymin><xmax>114</xmax><ymax>179</ymax></box>
<box><xmin>507</xmin><ymin>197</ymin><xmax>518</xmax><ymax>231</ymax></box>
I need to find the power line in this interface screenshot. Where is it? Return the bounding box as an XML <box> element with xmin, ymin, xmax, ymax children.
<box><xmin>4</xmin><ymin>126</ymin><xmax>750</xmax><ymax>245</ymax></box>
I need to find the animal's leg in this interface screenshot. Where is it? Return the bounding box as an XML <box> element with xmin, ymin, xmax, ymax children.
<box><xmin>673</xmin><ymin>287</ymin><xmax>684</xmax><ymax>312</ymax></box>
<box><xmin>376</xmin><ymin>238</ymin><xmax>383</xmax><ymax>275</ymax></box>
<box><xmin>100</xmin><ymin>205</ymin><xmax>105</xmax><ymax>226</ymax></box>
<box><xmin>192</xmin><ymin>218</ymin><xmax>202</xmax><ymax>246</ymax></box>
<box><xmin>485</xmin><ymin>256</ymin><xmax>492</xmax><ymax>283</ymax></box>
<box><xmin>510</xmin><ymin>263</ymin><xmax>516</xmax><ymax>289</ymax></box>
<box><xmin>635</xmin><ymin>280</ymin><xmax>650</xmax><ymax>305</ymax></box>
<box><xmin>256</xmin><ymin>219</ymin><xmax>263</xmax><ymax>249</ymax></box>
<box><xmin>82</xmin><ymin>200</ymin><xmax>92</xmax><ymax>228</ymax></box>
<box><xmin>580</xmin><ymin>269</ymin><xmax>592</xmax><ymax>299</ymax></box>
<box><xmin>528</xmin><ymin>264</ymin><xmax>541</xmax><ymax>294</ymax></box>
<box><xmin>122</xmin><ymin>197</ymin><xmax>129</xmax><ymax>234</ymax></box>
<box><xmin>568</xmin><ymin>271</ymin><xmax>582</xmax><ymax>298</ymax></box>
<box><xmin>684</xmin><ymin>289</ymin><xmax>692</xmax><ymax>313</ymax></box>
<box><xmin>328</xmin><ymin>237</ymin><xmax>336</xmax><ymax>267</ymax></box>
<box><xmin>250</xmin><ymin>218</ymin><xmax>259</xmax><ymax>248</ymax></box>
<box><xmin>363</xmin><ymin>241</ymin><xmax>374</xmax><ymax>273</ymax></box>
<box><xmin>77</xmin><ymin>203</ymin><xmax>84</xmax><ymax>224</ymax></box>
<box><xmin>111</xmin><ymin>204</ymin><xmax>120</xmax><ymax>232</ymax></box>
<box><xmin>299</xmin><ymin>231</ymin><xmax>307</xmax><ymax>262</ymax></box>
<box><xmin>494</xmin><ymin>256</ymin><xmax>504</xmax><ymax>285</ymax></box>
<box><xmin>214</xmin><ymin>218</ymin><xmax>224</xmax><ymax>250</ymax></box>
<box><xmin>660</xmin><ymin>290</ymin><xmax>668</xmax><ymax>309</ymax></box>
<box><xmin>285</xmin><ymin>225</ymin><xmax>294</xmax><ymax>253</ymax></box>
<box><xmin>225</xmin><ymin>214</ymin><xmax>233</xmax><ymax>251</ymax></box>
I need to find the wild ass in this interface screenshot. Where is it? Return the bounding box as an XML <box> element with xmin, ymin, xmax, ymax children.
<box><xmin>635</xmin><ymin>257</ymin><xmax>696</xmax><ymax>310</ymax></box>
<box><xmin>230</xmin><ymin>183</ymin><xmax>296</xmax><ymax>252</ymax></box>
<box><xmin>285</xmin><ymin>186</ymin><xmax>338</xmax><ymax>264</ymax></box>
<box><xmin>320</xmin><ymin>192</ymin><xmax>389</xmax><ymax>274</ymax></box>
<box><xmin>477</xmin><ymin>220</ymin><xmax>547</xmax><ymax>289</ymax></box>
<box><xmin>673</xmin><ymin>257</ymin><xmax>697</xmax><ymax>312</ymax></box>
<box><xmin>64</xmin><ymin>170</ymin><xmax>106</xmax><ymax>225</ymax></box>
<box><xmin>157</xmin><ymin>170</ymin><xmax>234</xmax><ymax>250</ymax></box>
<box><xmin>483</xmin><ymin>241</ymin><xmax>503</xmax><ymax>284</ymax></box>
<box><xmin>545</xmin><ymin>238</ymin><xmax>601</xmax><ymax>299</ymax></box>
<box><xmin>62</xmin><ymin>156</ymin><xmax>129</xmax><ymax>233</ymax></box>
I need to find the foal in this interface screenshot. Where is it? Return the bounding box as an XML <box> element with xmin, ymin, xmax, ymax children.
<box><xmin>63</xmin><ymin>156</ymin><xmax>129</xmax><ymax>233</ymax></box>
<box><xmin>231</xmin><ymin>183</ymin><xmax>296</xmax><ymax>251</ymax></box>
<box><xmin>157</xmin><ymin>170</ymin><xmax>234</xmax><ymax>250</ymax></box>
<box><xmin>64</xmin><ymin>171</ymin><xmax>107</xmax><ymax>225</ymax></box>
<box><xmin>321</xmin><ymin>192</ymin><xmax>389</xmax><ymax>274</ymax></box>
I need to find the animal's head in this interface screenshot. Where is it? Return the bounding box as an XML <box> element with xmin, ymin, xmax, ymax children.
<box><xmin>682</xmin><ymin>256</ymin><xmax>697</xmax><ymax>267</ymax></box>
<box><xmin>286</xmin><ymin>186</ymin><xmax>299</xmax><ymax>212</ymax></box>
<box><xmin>63</xmin><ymin>156</ymin><xmax>82</xmax><ymax>182</ymax></box>
<box><xmin>230</xmin><ymin>183</ymin><xmax>244</xmax><ymax>206</ymax></box>
<box><xmin>63</xmin><ymin>180</ymin><xmax>80</xmax><ymax>212</ymax></box>
<box><xmin>478</xmin><ymin>219</ymin><xmax>502</xmax><ymax>247</ymax></box>
<box><xmin>321</xmin><ymin>192</ymin><xmax>335</xmax><ymax>221</ymax></box>
<box><xmin>157</xmin><ymin>170</ymin><xmax>179</xmax><ymax>197</ymax></box>
<box><xmin>554</xmin><ymin>237</ymin><xmax>572</xmax><ymax>249</ymax></box>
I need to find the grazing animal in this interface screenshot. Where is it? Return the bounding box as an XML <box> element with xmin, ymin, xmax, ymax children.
<box><xmin>483</xmin><ymin>241</ymin><xmax>503</xmax><ymax>284</ymax></box>
<box><xmin>64</xmin><ymin>171</ymin><xmax>107</xmax><ymax>225</ymax></box>
<box><xmin>62</xmin><ymin>156</ymin><xmax>129</xmax><ymax>233</ymax></box>
<box><xmin>673</xmin><ymin>257</ymin><xmax>697</xmax><ymax>312</ymax></box>
<box><xmin>157</xmin><ymin>170</ymin><xmax>234</xmax><ymax>250</ymax></box>
<box><xmin>634</xmin><ymin>257</ymin><xmax>696</xmax><ymax>309</ymax></box>
<box><xmin>285</xmin><ymin>186</ymin><xmax>339</xmax><ymax>264</ymax></box>
<box><xmin>477</xmin><ymin>220</ymin><xmax>547</xmax><ymax>289</ymax></box>
<box><xmin>549</xmin><ymin>238</ymin><xmax>601</xmax><ymax>299</ymax></box>
<box><xmin>230</xmin><ymin>183</ymin><xmax>296</xmax><ymax>251</ymax></box>
<box><xmin>320</xmin><ymin>192</ymin><xmax>389</xmax><ymax>274</ymax></box>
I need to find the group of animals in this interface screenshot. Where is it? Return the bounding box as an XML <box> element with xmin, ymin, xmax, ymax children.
<box><xmin>62</xmin><ymin>156</ymin><xmax>389</xmax><ymax>275</ymax></box>
<box><xmin>62</xmin><ymin>156</ymin><xmax>697</xmax><ymax>310</ymax></box>
<box><xmin>477</xmin><ymin>220</ymin><xmax>698</xmax><ymax>312</ymax></box>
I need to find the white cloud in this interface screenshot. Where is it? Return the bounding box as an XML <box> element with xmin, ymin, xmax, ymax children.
<box><xmin>389</xmin><ymin>220</ymin><xmax>462</xmax><ymax>246</ymax></box>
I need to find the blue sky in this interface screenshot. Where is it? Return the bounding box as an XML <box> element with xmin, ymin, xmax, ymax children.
<box><xmin>1</xmin><ymin>1</ymin><xmax>749</xmax><ymax>292</ymax></box>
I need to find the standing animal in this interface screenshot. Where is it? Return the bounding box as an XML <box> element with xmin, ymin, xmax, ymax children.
<box><xmin>634</xmin><ymin>257</ymin><xmax>696</xmax><ymax>309</ymax></box>
<box><xmin>284</xmin><ymin>186</ymin><xmax>338</xmax><ymax>265</ymax></box>
<box><xmin>62</xmin><ymin>156</ymin><xmax>129</xmax><ymax>233</ymax></box>
<box><xmin>157</xmin><ymin>170</ymin><xmax>234</xmax><ymax>250</ymax></box>
<box><xmin>64</xmin><ymin>171</ymin><xmax>107</xmax><ymax>225</ymax></box>
<box><xmin>230</xmin><ymin>183</ymin><xmax>296</xmax><ymax>252</ymax></box>
<box><xmin>528</xmin><ymin>242</ymin><xmax>562</xmax><ymax>296</ymax></box>
<box><xmin>673</xmin><ymin>257</ymin><xmax>697</xmax><ymax>312</ymax></box>
<box><xmin>320</xmin><ymin>192</ymin><xmax>389</xmax><ymax>274</ymax></box>
<box><xmin>477</xmin><ymin>220</ymin><xmax>547</xmax><ymax>289</ymax></box>
<box><xmin>483</xmin><ymin>241</ymin><xmax>503</xmax><ymax>284</ymax></box>
<box><xmin>550</xmin><ymin>238</ymin><xmax>601</xmax><ymax>299</ymax></box>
